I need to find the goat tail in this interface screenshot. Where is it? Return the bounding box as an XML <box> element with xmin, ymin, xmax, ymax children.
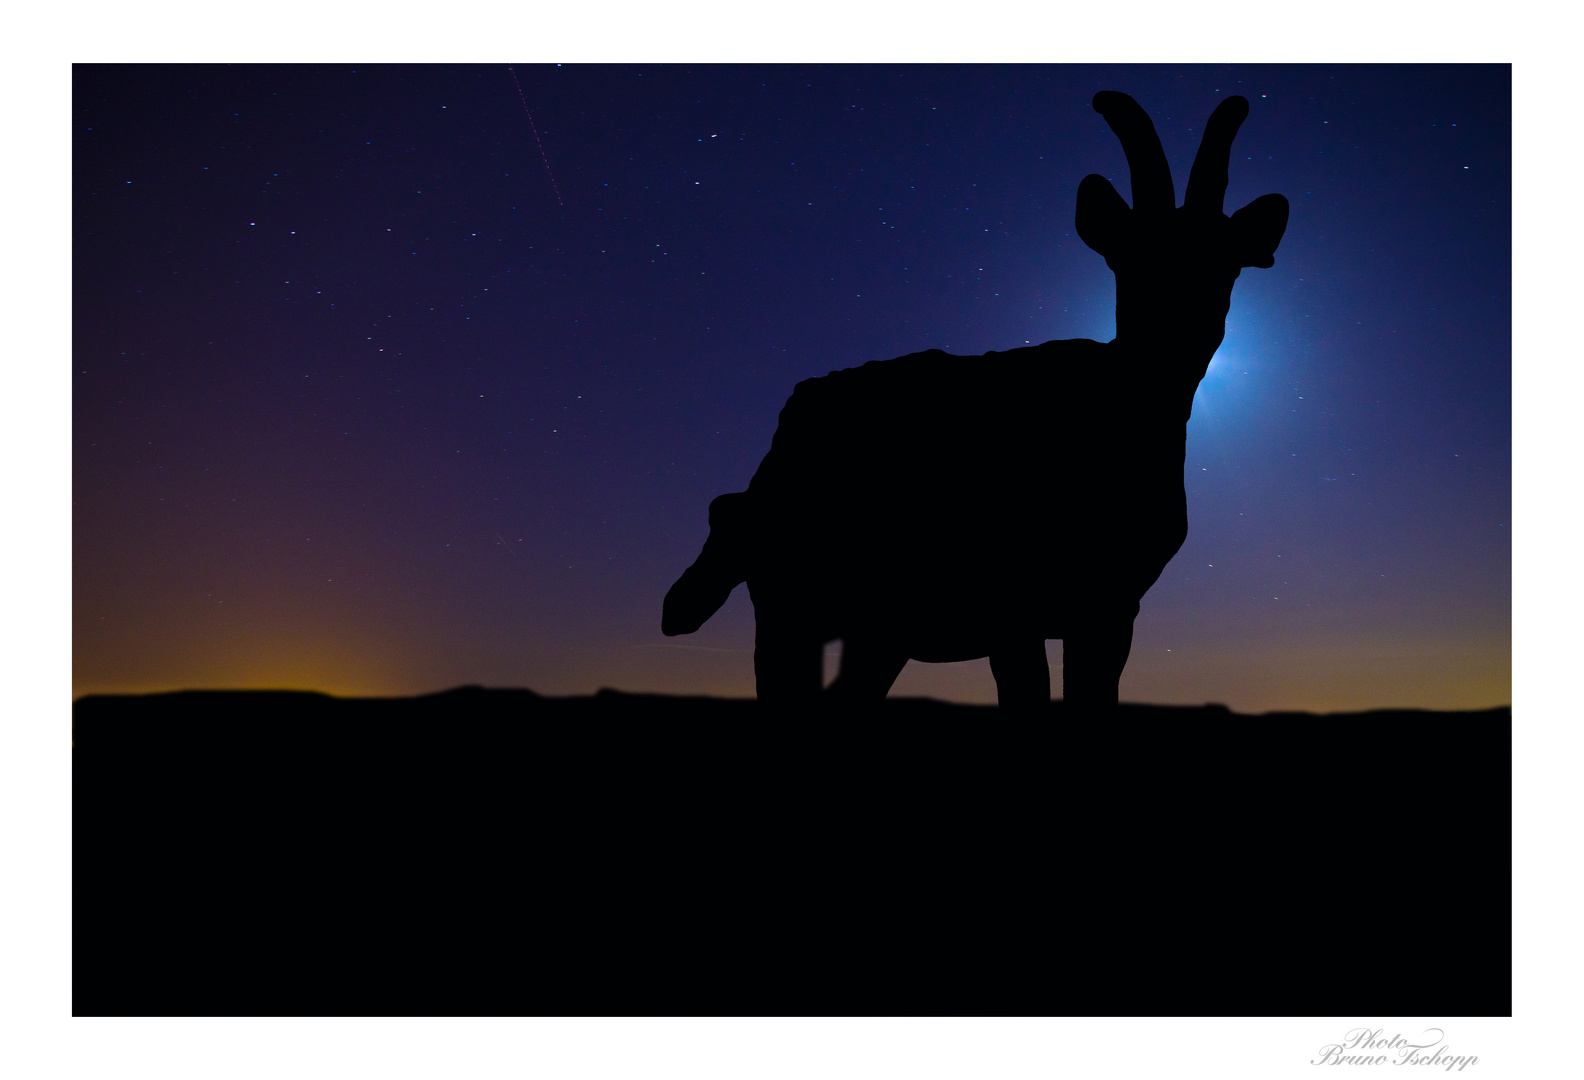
<box><xmin>662</xmin><ymin>492</ymin><xmax>754</xmax><ymax>636</ymax></box>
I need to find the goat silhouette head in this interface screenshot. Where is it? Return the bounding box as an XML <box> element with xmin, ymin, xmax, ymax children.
<box><xmin>1078</xmin><ymin>92</ymin><xmax>1288</xmax><ymax>363</ymax></box>
<box><xmin>662</xmin><ymin>91</ymin><xmax>1289</xmax><ymax>713</ymax></box>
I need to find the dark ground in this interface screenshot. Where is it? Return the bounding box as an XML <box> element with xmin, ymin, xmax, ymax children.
<box><xmin>74</xmin><ymin>688</ymin><xmax>1511</xmax><ymax>1017</ymax></box>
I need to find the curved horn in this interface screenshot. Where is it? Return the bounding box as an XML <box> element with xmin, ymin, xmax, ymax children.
<box><xmin>1092</xmin><ymin>91</ymin><xmax>1174</xmax><ymax>213</ymax></box>
<box><xmin>1185</xmin><ymin>95</ymin><xmax>1250</xmax><ymax>216</ymax></box>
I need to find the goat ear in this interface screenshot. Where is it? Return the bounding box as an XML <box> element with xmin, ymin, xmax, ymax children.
<box><xmin>1076</xmin><ymin>173</ymin><xmax>1130</xmax><ymax>257</ymax></box>
<box><xmin>1229</xmin><ymin>193</ymin><xmax>1289</xmax><ymax>268</ymax></box>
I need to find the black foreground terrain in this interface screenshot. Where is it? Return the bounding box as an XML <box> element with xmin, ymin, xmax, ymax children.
<box><xmin>75</xmin><ymin>688</ymin><xmax>1511</xmax><ymax>1016</ymax></box>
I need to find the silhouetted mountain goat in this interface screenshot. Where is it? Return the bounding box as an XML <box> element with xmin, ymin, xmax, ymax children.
<box><xmin>663</xmin><ymin>91</ymin><xmax>1289</xmax><ymax>711</ymax></box>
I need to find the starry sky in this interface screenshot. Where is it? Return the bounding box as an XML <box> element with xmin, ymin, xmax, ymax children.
<box><xmin>72</xmin><ymin>63</ymin><xmax>1510</xmax><ymax>712</ymax></box>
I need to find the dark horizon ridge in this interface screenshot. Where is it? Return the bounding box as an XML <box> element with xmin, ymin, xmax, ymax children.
<box><xmin>75</xmin><ymin>681</ymin><xmax>1511</xmax><ymax>1017</ymax></box>
<box><xmin>71</xmin><ymin>683</ymin><xmax>1511</xmax><ymax>720</ymax></box>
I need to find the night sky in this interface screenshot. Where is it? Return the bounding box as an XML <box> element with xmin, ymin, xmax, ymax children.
<box><xmin>72</xmin><ymin>63</ymin><xmax>1510</xmax><ymax>712</ymax></box>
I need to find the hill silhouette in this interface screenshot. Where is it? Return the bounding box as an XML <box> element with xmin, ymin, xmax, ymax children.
<box><xmin>74</xmin><ymin>687</ymin><xmax>1509</xmax><ymax>1017</ymax></box>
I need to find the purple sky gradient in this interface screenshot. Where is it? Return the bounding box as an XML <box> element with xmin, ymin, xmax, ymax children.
<box><xmin>73</xmin><ymin>64</ymin><xmax>1510</xmax><ymax>711</ymax></box>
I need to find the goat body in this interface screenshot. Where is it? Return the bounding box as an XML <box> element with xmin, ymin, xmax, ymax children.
<box><xmin>663</xmin><ymin>92</ymin><xmax>1288</xmax><ymax>711</ymax></box>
